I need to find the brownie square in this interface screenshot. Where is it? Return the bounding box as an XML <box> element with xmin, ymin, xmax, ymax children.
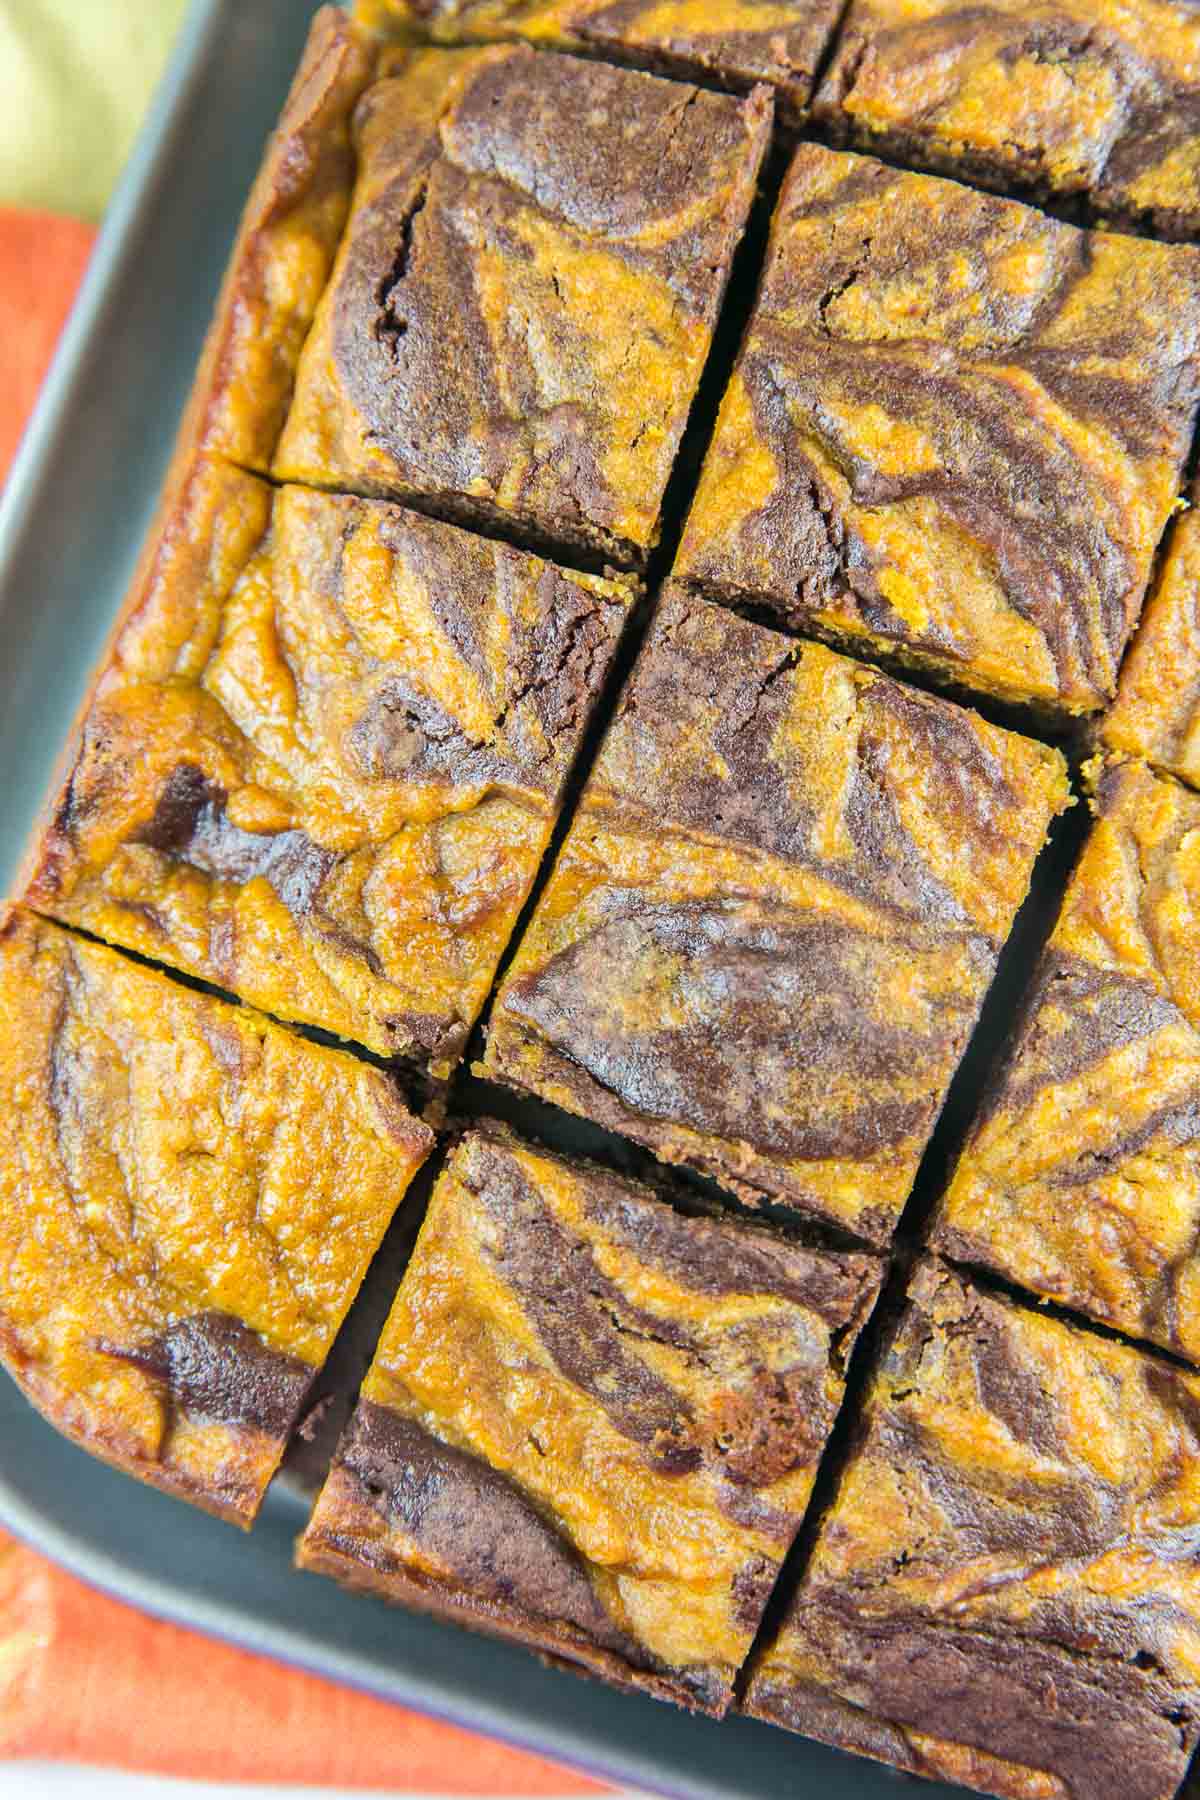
<box><xmin>814</xmin><ymin>0</ymin><xmax>1200</xmax><ymax>240</ymax></box>
<box><xmin>25</xmin><ymin>457</ymin><xmax>634</xmax><ymax>1075</ymax></box>
<box><xmin>298</xmin><ymin>1123</ymin><xmax>882</xmax><ymax>1713</ymax></box>
<box><xmin>23</xmin><ymin>460</ymin><xmax>633</xmax><ymax>1065</ymax></box>
<box><xmin>745</xmin><ymin>1259</ymin><xmax>1200</xmax><ymax>1800</ymax></box>
<box><xmin>674</xmin><ymin>143</ymin><xmax>1200</xmax><ymax>715</ymax></box>
<box><xmin>354</xmin><ymin>0</ymin><xmax>840</xmax><ymax>127</ymax></box>
<box><xmin>1103</xmin><ymin>487</ymin><xmax>1200</xmax><ymax>788</ymax></box>
<box><xmin>0</xmin><ymin>908</ymin><xmax>431</xmax><ymax>1526</ymax></box>
<box><xmin>481</xmin><ymin>589</ymin><xmax>1069</xmax><ymax>1242</ymax></box>
<box><xmin>274</xmin><ymin>45</ymin><xmax>771</xmax><ymax>566</ymax></box>
<box><xmin>934</xmin><ymin>755</ymin><xmax>1200</xmax><ymax>1362</ymax></box>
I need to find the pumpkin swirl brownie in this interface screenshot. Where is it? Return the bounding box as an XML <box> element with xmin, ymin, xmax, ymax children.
<box><xmin>674</xmin><ymin>143</ymin><xmax>1200</xmax><ymax>716</ymax></box>
<box><xmin>1102</xmin><ymin>485</ymin><xmax>1200</xmax><ymax>789</ymax></box>
<box><xmin>25</xmin><ymin>457</ymin><xmax>635</xmax><ymax>1074</ymax></box>
<box><xmin>272</xmin><ymin>44</ymin><xmax>771</xmax><ymax>566</ymax></box>
<box><xmin>481</xmin><ymin>590</ymin><xmax>1069</xmax><ymax>1242</ymax></box>
<box><xmin>745</xmin><ymin>1259</ymin><xmax>1200</xmax><ymax>1800</ymax></box>
<box><xmin>174</xmin><ymin>6</ymin><xmax>377</xmax><ymax>477</ymax></box>
<box><xmin>934</xmin><ymin>755</ymin><xmax>1200</xmax><ymax>1364</ymax></box>
<box><xmin>814</xmin><ymin>0</ymin><xmax>1200</xmax><ymax>240</ymax></box>
<box><xmin>353</xmin><ymin>0</ymin><xmax>840</xmax><ymax>128</ymax></box>
<box><xmin>298</xmin><ymin>1124</ymin><xmax>883</xmax><ymax>1713</ymax></box>
<box><xmin>0</xmin><ymin>907</ymin><xmax>432</xmax><ymax>1526</ymax></box>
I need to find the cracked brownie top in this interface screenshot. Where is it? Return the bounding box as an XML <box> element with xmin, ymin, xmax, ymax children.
<box><xmin>746</xmin><ymin>1258</ymin><xmax>1200</xmax><ymax>1800</ymax></box>
<box><xmin>272</xmin><ymin>43</ymin><xmax>771</xmax><ymax>566</ymax></box>
<box><xmin>814</xmin><ymin>0</ymin><xmax>1200</xmax><ymax>238</ymax></box>
<box><xmin>25</xmin><ymin>457</ymin><xmax>634</xmax><ymax>1071</ymax></box>
<box><xmin>674</xmin><ymin>143</ymin><xmax>1200</xmax><ymax>715</ymax></box>
<box><xmin>0</xmin><ymin>907</ymin><xmax>431</xmax><ymax>1526</ymax></box>
<box><xmin>482</xmin><ymin>589</ymin><xmax>1069</xmax><ymax>1239</ymax></box>
<box><xmin>299</xmin><ymin>1122</ymin><xmax>882</xmax><ymax>1714</ymax></box>
<box><xmin>353</xmin><ymin>0</ymin><xmax>840</xmax><ymax>127</ymax></box>
<box><xmin>935</xmin><ymin>755</ymin><xmax>1200</xmax><ymax>1364</ymax></box>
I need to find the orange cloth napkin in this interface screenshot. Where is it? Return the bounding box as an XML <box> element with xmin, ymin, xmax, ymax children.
<box><xmin>0</xmin><ymin>204</ymin><xmax>606</xmax><ymax>1792</ymax></box>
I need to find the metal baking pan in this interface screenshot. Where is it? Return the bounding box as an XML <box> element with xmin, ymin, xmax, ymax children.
<box><xmin>0</xmin><ymin>3</ymin><xmax>952</xmax><ymax>1793</ymax></box>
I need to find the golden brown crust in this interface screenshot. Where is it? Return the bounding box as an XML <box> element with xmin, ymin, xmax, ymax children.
<box><xmin>0</xmin><ymin>907</ymin><xmax>431</xmax><ymax>1525</ymax></box>
<box><xmin>745</xmin><ymin>1259</ymin><xmax>1200</xmax><ymax>1800</ymax></box>
<box><xmin>24</xmin><ymin>456</ymin><xmax>634</xmax><ymax>1071</ymax></box>
<box><xmin>177</xmin><ymin>5</ymin><xmax>376</xmax><ymax>475</ymax></box>
<box><xmin>300</xmin><ymin>1123</ymin><xmax>882</xmax><ymax>1711</ymax></box>
<box><xmin>934</xmin><ymin>756</ymin><xmax>1200</xmax><ymax>1363</ymax></box>
<box><xmin>675</xmin><ymin>143</ymin><xmax>1200</xmax><ymax>715</ymax></box>
<box><xmin>483</xmin><ymin>589</ymin><xmax>1069</xmax><ymax>1239</ymax></box>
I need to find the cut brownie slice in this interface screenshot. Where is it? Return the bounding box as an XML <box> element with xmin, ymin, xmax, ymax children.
<box><xmin>745</xmin><ymin>1259</ymin><xmax>1200</xmax><ymax>1800</ymax></box>
<box><xmin>183</xmin><ymin>6</ymin><xmax>376</xmax><ymax>475</ymax></box>
<box><xmin>481</xmin><ymin>590</ymin><xmax>1069</xmax><ymax>1242</ymax></box>
<box><xmin>25</xmin><ymin>457</ymin><xmax>635</xmax><ymax>1074</ymax></box>
<box><xmin>675</xmin><ymin>143</ymin><xmax>1200</xmax><ymax>715</ymax></box>
<box><xmin>298</xmin><ymin>1124</ymin><xmax>882</xmax><ymax>1714</ymax></box>
<box><xmin>813</xmin><ymin>0</ymin><xmax>1200</xmax><ymax>240</ymax></box>
<box><xmin>0</xmin><ymin>907</ymin><xmax>432</xmax><ymax>1526</ymax></box>
<box><xmin>1103</xmin><ymin>489</ymin><xmax>1200</xmax><ymax>789</ymax></box>
<box><xmin>274</xmin><ymin>45</ymin><xmax>771</xmax><ymax>566</ymax></box>
<box><xmin>934</xmin><ymin>755</ymin><xmax>1200</xmax><ymax>1363</ymax></box>
<box><xmin>354</xmin><ymin>0</ymin><xmax>839</xmax><ymax>127</ymax></box>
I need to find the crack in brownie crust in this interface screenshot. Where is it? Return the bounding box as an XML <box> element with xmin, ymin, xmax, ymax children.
<box><xmin>355</xmin><ymin>0</ymin><xmax>839</xmax><ymax>127</ymax></box>
<box><xmin>299</xmin><ymin>1124</ymin><xmax>882</xmax><ymax>1712</ymax></box>
<box><xmin>745</xmin><ymin>1259</ymin><xmax>1200</xmax><ymax>1800</ymax></box>
<box><xmin>483</xmin><ymin>589</ymin><xmax>1069</xmax><ymax>1239</ymax></box>
<box><xmin>25</xmin><ymin>457</ymin><xmax>634</xmax><ymax>1072</ymax></box>
<box><xmin>0</xmin><ymin>908</ymin><xmax>431</xmax><ymax>1525</ymax></box>
<box><xmin>814</xmin><ymin>0</ymin><xmax>1200</xmax><ymax>238</ymax></box>
<box><xmin>1103</xmin><ymin>480</ymin><xmax>1200</xmax><ymax>790</ymax></box>
<box><xmin>935</xmin><ymin>756</ymin><xmax>1200</xmax><ymax>1364</ymax></box>
<box><xmin>675</xmin><ymin>143</ymin><xmax>1200</xmax><ymax>714</ymax></box>
<box><xmin>273</xmin><ymin>44</ymin><xmax>771</xmax><ymax>565</ymax></box>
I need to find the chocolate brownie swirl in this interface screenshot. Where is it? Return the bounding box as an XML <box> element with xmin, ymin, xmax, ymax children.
<box><xmin>355</xmin><ymin>0</ymin><xmax>840</xmax><ymax>127</ymax></box>
<box><xmin>0</xmin><ymin>908</ymin><xmax>431</xmax><ymax>1525</ymax></box>
<box><xmin>935</xmin><ymin>756</ymin><xmax>1200</xmax><ymax>1364</ymax></box>
<box><xmin>274</xmin><ymin>45</ymin><xmax>771</xmax><ymax>564</ymax></box>
<box><xmin>675</xmin><ymin>144</ymin><xmax>1200</xmax><ymax>714</ymax></box>
<box><xmin>814</xmin><ymin>0</ymin><xmax>1200</xmax><ymax>238</ymax></box>
<box><xmin>484</xmin><ymin>590</ymin><xmax>1068</xmax><ymax>1240</ymax></box>
<box><xmin>299</xmin><ymin>1125</ymin><xmax>882</xmax><ymax>1714</ymax></box>
<box><xmin>25</xmin><ymin>457</ymin><xmax>634</xmax><ymax>1072</ymax></box>
<box><xmin>746</xmin><ymin>1260</ymin><xmax>1200</xmax><ymax>1800</ymax></box>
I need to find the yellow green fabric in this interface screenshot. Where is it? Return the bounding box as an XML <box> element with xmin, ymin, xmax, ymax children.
<box><xmin>0</xmin><ymin>0</ymin><xmax>187</xmax><ymax>220</ymax></box>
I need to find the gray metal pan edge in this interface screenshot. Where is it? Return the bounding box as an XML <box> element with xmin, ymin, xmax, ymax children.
<box><xmin>0</xmin><ymin>2</ymin><xmax>946</xmax><ymax>1793</ymax></box>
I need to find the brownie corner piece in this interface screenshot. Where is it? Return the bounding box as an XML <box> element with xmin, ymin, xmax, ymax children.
<box><xmin>933</xmin><ymin>753</ymin><xmax>1200</xmax><ymax>1363</ymax></box>
<box><xmin>185</xmin><ymin>5</ymin><xmax>377</xmax><ymax>475</ymax></box>
<box><xmin>482</xmin><ymin>588</ymin><xmax>1069</xmax><ymax>1241</ymax></box>
<box><xmin>674</xmin><ymin>140</ymin><xmax>1200</xmax><ymax>715</ymax></box>
<box><xmin>25</xmin><ymin>453</ymin><xmax>635</xmax><ymax>1075</ymax></box>
<box><xmin>0</xmin><ymin>906</ymin><xmax>432</xmax><ymax>1526</ymax></box>
<box><xmin>273</xmin><ymin>43</ymin><xmax>771</xmax><ymax>565</ymax></box>
<box><xmin>744</xmin><ymin>1257</ymin><xmax>1200</xmax><ymax>1800</ymax></box>
<box><xmin>299</xmin><ymin>1123</ymin><xmax>882</xmax><ymax>1711</ymax></box>
<box><xmin>353</xmin><ymin>0</ymin><xmax>836</xmax><ymax>127</ymax></box>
